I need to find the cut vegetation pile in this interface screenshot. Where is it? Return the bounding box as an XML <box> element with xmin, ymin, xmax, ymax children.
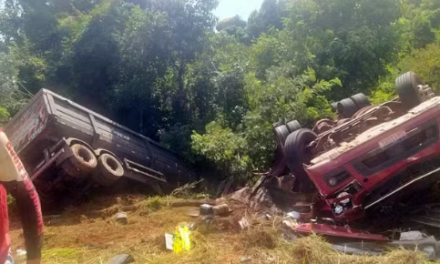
<box><xmin>7</xmin><ymin>195</ymin><xmax>436</xmax><ymax>264</ymax></box>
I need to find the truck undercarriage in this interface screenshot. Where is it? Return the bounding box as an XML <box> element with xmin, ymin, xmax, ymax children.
<box><xmin>3</xmin><ymin>89</ymin><xmax>196</xmax><ymax>211</ymax></box>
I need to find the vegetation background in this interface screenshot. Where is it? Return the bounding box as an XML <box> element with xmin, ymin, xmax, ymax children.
<box><xmin>0</xmin><ymin>0</ymin><xmax>439</xmax><ymax>183</ymax></box>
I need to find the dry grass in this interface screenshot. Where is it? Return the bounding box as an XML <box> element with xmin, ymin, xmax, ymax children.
<box><xmin>7</xmin><ymin>194</ymin><xmax>440</xmax><ymax>264</ymax></box>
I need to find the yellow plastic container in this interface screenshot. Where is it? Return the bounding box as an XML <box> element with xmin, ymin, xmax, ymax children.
<box><xmin>173</xmin><ymin>223</ymin><xmax>192</xmax><ymax>253</ymax></box>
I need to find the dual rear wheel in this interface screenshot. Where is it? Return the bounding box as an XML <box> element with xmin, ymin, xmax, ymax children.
<box><xmin>60</xmin><ymin>144</ymin><xmax>124</xmax><ymax>186</ymax></box>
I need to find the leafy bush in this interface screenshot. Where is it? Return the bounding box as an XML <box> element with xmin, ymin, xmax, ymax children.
<box><xmin>191</xmin><ymin>121</ymin><xmax>252</xmax><ymax>182</ymax></box>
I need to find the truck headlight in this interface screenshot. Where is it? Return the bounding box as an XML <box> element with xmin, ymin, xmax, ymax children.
<box><xmin>325</xmin><ymin>169</ymin><xmax>351</xmax><ymax>187</ymax></box>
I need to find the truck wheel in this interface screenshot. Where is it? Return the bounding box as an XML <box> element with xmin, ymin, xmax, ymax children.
<box><xmin>286</xmin><ymin>120</ymin><xmax>301</xmax><ymax>133</ymax></box>
<box><xmin>284</xmin><ymin>128</ymin><xmax>317</xmax><ymax>193</ymax></box>
<box><xmin>274</xmin><ymin>125</ymin><xmax>290</xmax><ymax>149</ymax></box>
<box><xmin>61</xmin><ymin>144</ymin><xmax>97</xmax><ymax>178</ymax></box>
<box><xmin>92</xmin><ymin>154</ymin><xmax>124</xmax><ymax>186</ymax></box>
<box><xmin>350</xmin><ymin>93</ymin><xmax>371</xmax><ymax>109</ymax></box>
<box><xmin>337</xmin><ymin>98</ymin><xmax>359</xmax><ymax>118</ymax></box>
<box><xmin>396</xmin><ymin>71</ymin><xmax>425</xmax><ymax>111</ymax></box>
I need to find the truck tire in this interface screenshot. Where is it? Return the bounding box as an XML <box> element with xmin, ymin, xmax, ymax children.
<box><xmin>92</xmin><ymin>154</ymin><xmax>124</xmax><ymax>186</ymax></box>
<box><xmin>274</xmin><ymin>125</ymin><xmax>290</xmax><ymax>150</ymax></box>
<box><xmin>284</xmin><ymin>129</ymin><xmax>317</xmax><ymax>193</ymax></box>
<box><xmin>350</xmin><ymin>93</ymin><xmax>371</xmax><ymax>109</ymax></box>
<box><xmin>337</xmin><ymin>98</ymin><xmax>359</xmax><ymax>118</ymax></box>
<box><xmin>61</xmin><ymin>144</ymin><xmax>97</xmax><ymax>178</ymax></box>
<box><xmin>396</xmin><ymin>71</ymin><xmax>425</xmax><ymax>111</ymax></box>
<box><xmin>286</xmin><ymin>120</ymin><xmax>301</xmax><ymax>133</ymax></box>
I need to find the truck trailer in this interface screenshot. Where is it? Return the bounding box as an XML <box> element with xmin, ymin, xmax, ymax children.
<box><xmin>3</xmin><ymin>89</ymin><xmax>195</xmax><ymax>208</ymax></box>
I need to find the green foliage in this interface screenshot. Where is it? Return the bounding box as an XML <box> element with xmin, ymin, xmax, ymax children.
<box><xmin>398</xmin><ymin>44</ymin><xmax>440</xmax><ymax>92</ymax></box>
<box><xmin>246</xmin><ymin>0</ymin><xmax>287</xmax><ymax>40</ymax></box>
<box><xmin>0</xmin><ymin>106</ymin><xmax>10</xmax><ymax>126</ymax></box>
<box><xmin>216</xmin><ymin>15</ymin><xmax>247</xmax><ymax>32</ymax></box>
<box><xmin>192</xmin><ymin>121</ymin><xmax>251</xmax><ymax>181</ymax></box>
<box><xmin>1</xmin><ymin>0</ymin><xmax>440</xmax><ymax>183</ymax></box>
<box><xmin>145</xmin><ymin>196</ymin><xmax>167</xmax><ymax>212</ymax></box>
<box><xmin>0</xmin><ymin>52</ymin><xmax>30</xmax><ymax>115</ymax></box>
<box><xmin>400</xmin><ymin>0</ymin><xmax>440</xmax><ymax>50</ymax></box>
<box><xmin>192</xmin><ymin>69</ymin><xmax>338</xmax><ymax>179</ymax></box>
<box><xmin>284</xmin><ymin>0</ymin><xmax>402</xmax><ymax>97</ymax></box>
<box><xmin>240</xmin><ymin>70</ymin><xmax>338</xmax><ymax>172</ymax></box>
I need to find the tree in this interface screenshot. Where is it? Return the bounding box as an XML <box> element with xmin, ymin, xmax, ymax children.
<box><xmin>400</xmin><ymin>0</ymin><xmax>440</xmax><ymax>50</ymax></box>
<box><xmin>0</xmin><ymin>52</ymin><xmax>31</xmax><ymax>116</ymax></box>
<box><xmin>284</xmin><ymin>0</ymin><xmax>402</xmax><ymax>99</ymax></box>
<box><xmin>246</xmin><ymin>0</ymin><xmax>287</xmax><ymax>39</ymax></box>
<box><xmin>1</xmin><ymin>0</ymin><xmax>440</xmax><ymax>183</ymax></box>
<box><xmin>216</xmin><ymin>15</ymin><xmax>246</xmax><ymax>32</ymax></box>
<box><xmin>399</xmin><ymin>44</ymin><xmax>440</xmax><ymax>91</ymax></box>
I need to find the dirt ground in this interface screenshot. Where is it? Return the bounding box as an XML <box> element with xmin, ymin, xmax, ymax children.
<box><xmin>7</xmin><ymin>194</ymin><xmax>439</xmax><ymax>264</ymax></box>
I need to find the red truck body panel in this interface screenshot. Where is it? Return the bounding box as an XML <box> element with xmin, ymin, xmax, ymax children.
<box><xmin>305</xmin><ymin>97</ymin><xmax>440</xmax><ymax>221</ymax></box>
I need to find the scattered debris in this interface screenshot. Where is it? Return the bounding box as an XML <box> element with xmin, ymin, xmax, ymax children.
<box><xmin>202</xmin><ymin>215</ymin><xmax>214</xmax><ymax>225</ymax></box>
<box><xmin>199</xmin><ymin>204</ymin><xmax>213</xmax><ymax>215</ymax></box>
<box><xmin>286</xmin><ymin>211</ymin><xmax>300</xmax><ymax>220</ymax></box>
<box><xmin>389</xmin><ymin>236</ymin><xmax>440</xmax><ymax>260</ymax></box>
<box><xmin>115</xmin><ymin>212</ymin><xmax>128</xmax><ymax>225</ymax></box>
<box><xmin>238</xmin><ymin>217</ymin><xmax>250</xmax><ymax>230</ymax></box>
<box><xmin>173</xmin><ymin>222</ymin><xmax>194</xmax><ymax>253</ymax></box>
<box><xmin>240</xmin><ymin>256</ymin><xmax>252</xmax><ymax>263</ymax></box>
<box><xmin>399</xmin><ymin>230</ymin><xmax>425</xmax><ymax>241</ymax></box>
<box><xmin>186</xmin><ymin>208</ymin><xmax>200</xmax><ymax>217</ymax></box>
<box><xmin>165</xmin><ymin>233</ymin><xmax>174</xmax><ymax>251</ymax></box>
<box><xmin>212</xmin><ymin>204</ymin><xmax>231</xmax><ymax>216</ymax></box>
<box><xmin>107</xmin><ymin>254</ymin><xmax>134</xmax><ymax>264</ymax></box>
<box><xmin>331</xmin><ymin>236</ymin><xmax>440</xmax><ymax>261</ymax></box>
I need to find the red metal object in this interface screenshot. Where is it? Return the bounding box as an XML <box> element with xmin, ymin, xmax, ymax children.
<box><xmin>305</xmin><ymin>97</ymin><xmax>440</xmax><ymax>222</ymax></box>
<box><xmin>290</xmin><ymin>223</ymin><xmax>389</xmax><ymax>241</ymax></box>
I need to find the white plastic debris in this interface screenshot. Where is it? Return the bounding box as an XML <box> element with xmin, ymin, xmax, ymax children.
<box><xmin>399</xmin><ymin>231</ymin><xmax>424</xmax><ymax>241</ymax></box>
<box><xmin>16</xmin><ymin>249</ymin><xmax>26</xmax><ymax>257</ymax></box>
<box><xmin>286</xmin><ymin>211</ymin><xmax>300</xmax><ymax>220</ymax></box>
<box><xmin>239</xmin><ymin>217</ymin><xmax>250</xmax><ymax>230</ymax></box>
<box><xmin>165</xmin><ymin>233</ymin><xmax>174</xmax><ymax>250</ymax></box>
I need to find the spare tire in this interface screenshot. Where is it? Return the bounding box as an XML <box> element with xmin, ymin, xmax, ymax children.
<box><xmin>350</xmin><ymin>93</ymin><xmax>371</xmax><ymax>109</ymax></box>
<box><xmin>274</xmin><ymin>125</ymin><xmax>290</xmax><ymax>149</ymax></box>
<box><xmin>92</xmin><ymin>153</ymin><xmax>124</xmax><ymax>186</ymax></box>
<box><xmin>61</xmin><ymin>144</ymin><xmax>97</xmax><ymax>178</ymax></box>
<box><xmin>396</xmin><ymin>71</ymin><xmax>425</xmax><ymax>111</ymax></box>
<box><xmin>286</xmin><ymin>120</ymin><xmax>301</xmax><ymax>133</ymax></box>
<box><xmin>337</xmin><ymin>98</ymin><xmax>359</xmax><ymax>118</ymax></box>
<box><xmin>284</xmin><ymin>129</ymin><xmax>317</xmax><ymax>193</ymax></box>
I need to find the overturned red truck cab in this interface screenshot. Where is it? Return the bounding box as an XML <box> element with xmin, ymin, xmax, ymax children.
<box><xmin>272</xmin><ymin>72</ymin><xmax>440</xmax><ymax>228</ymax></box>
<box><xmin>307</xmin><ymin>96</ymin><xmax>440</xmax><ymax>222</ymax></box>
